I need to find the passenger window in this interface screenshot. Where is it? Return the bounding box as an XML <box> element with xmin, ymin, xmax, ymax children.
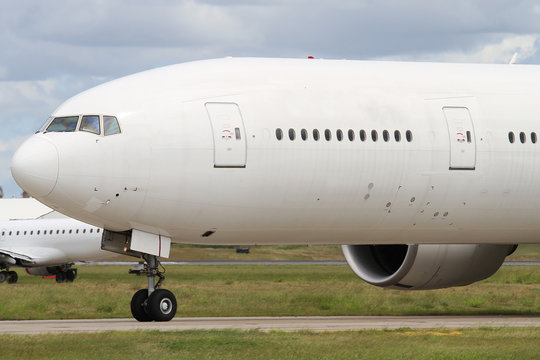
<box><xmin>276</xmin><ymin>128</ymin><xmax>283</xmax><ymax>140</ymax></box>
<box><xmin>313</xmin><ymin>129</ymin><xmax>320</xmax><ymax>141</ymax></box>
<box><xmin>348</xmin><ymin>129</ymin><xmax>355</xmax><ymax>141</ymax></box>
<box><xmin>508</xmin><ymin>132</ymin><xmax>515</xmax><ymax>143</ymax></box>
<box><xmin>69</xmin><ymin>230</ymin><xmax>72</xmax><ymax>234</ymax></box>
<box><xmin>394</xmin><ymin>130</ymin><xmax>401</xmax><ymax>142</ymax></box>
<box><xmin>289</xmin><ymin>128</ymin><xmax>296</xmax><ymax>141</ymax></box>
<box><xmin>325</xmin><ymin>129</ymin><xmax>332</xmax><ymax>141</ymax></box>
<box><xmin>103</xmin><ymin>116</ymin><xmax>121</xmax><ymax>135</ymax></box>
<box><xmin>16</xmin><ymin>231</ymin><xmax>19</xmax><ymax>236</ymax></box>
<box><xmin>359</xmin><ymin>130</ymin><xmax>366</xmax><ymax>142</ymax></box>
<box><xmin>37</xmin><ymin>230</ymin><xmax>40</xmax><ymax>235</ymax></box>
<box><xmin>80</xmin><ymin>115</ymin><xmax>101</xmax><ymax>135</ymax></box>
<box><xmin>406</xmin><ymin>130</ymin><xmax>413</xmax><ymax>142</ymax></box>
<box><xmin>520</xmin><ymin>132</ymin><xmax>526</xmax><ymax>144</ymax></box>
<box><xmin>383</xmin><ymin>130</ymin><xmax>389</xmax><ymax>142</ymax></box>
<box><xmin>532</xmin><ymin>132</ymin><xmax>537</xmax><ymax>144</ymax></box>
<box><xmin>336</xmin><ymin>129</ymin><xmax>343</xmax><ymax>141</ymax></box>
<box><xmin>301</xmin><ymin>129</ymin><xmax>308</xmax><ymax>141</ymax></box>
<box><xmin>371</xmin><ymin>130</ymin><xmax>378</xmax><ymax>142</ymax></box>
<box><xmin>46</xmin><ymin>116</ymin><xmax>79</xmax><ymax>132</ymax></box>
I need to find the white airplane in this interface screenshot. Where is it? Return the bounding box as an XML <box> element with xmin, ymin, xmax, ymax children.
<box><xmin>10</xmin><ymin>57</ymin><xmax>538</xmax><ymax>322</ymax></box>
<box><xmin>0</xmin><ymin>200</ymin><xmax>114</xmax><ymax>283</ymax></box>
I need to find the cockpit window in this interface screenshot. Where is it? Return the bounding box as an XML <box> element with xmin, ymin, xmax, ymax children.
<box><xmin>80</xmin><ymin>115</ymin><xmax>101</xmax><ymax>135</ymax></box>
<box><xmin>37</xmin><ymin>117</ymin><xmax>53</xmax><ymax>133</ymax></box>
<box><xmin>46</xmin><ymin>116</ymin><xmax>79</xmax><ymax>132</ymax></box>
<box><xmin>103</xmin><ymin>116</ymin><xmax>121</xmax><ymax>135</ymax></box>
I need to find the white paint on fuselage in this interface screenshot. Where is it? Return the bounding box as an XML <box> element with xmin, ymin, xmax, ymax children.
<box><xmin>12</xmin><ymin>58</ymin><xmax>540</xmax><ymax>245</ymax></box>
<box><xmin>0</xmin><ymin>218</ymin><xmax>114</xmax><ymax>266</ymax></box>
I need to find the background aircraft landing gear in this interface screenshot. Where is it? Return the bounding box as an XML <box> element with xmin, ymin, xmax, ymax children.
<box><xmin>55</xmin><ymin>268</ymin><xmax>77</xmax><ymax>283</ymax></box>
<box><xmin>0</xmin><ymin>269</ymin><xmax>18</xmax><ymax>284</ymax></box>
<box><xmin>7</xmin><ymin>271</ymin><xmax>18</xmax><ymax>284</ymax></box>
<box><xmin>129</xmin><ymin>254</ymin><xmax>177</xmax><ymax>322</ymax></box>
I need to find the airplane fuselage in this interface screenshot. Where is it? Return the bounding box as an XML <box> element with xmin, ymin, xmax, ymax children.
<box><xmin>12</xmin><ymin>58</ymin><xmax>540</xmax><ymax>246</ymax></box>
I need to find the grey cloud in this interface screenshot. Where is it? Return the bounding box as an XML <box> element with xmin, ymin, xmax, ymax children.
<box><xmin>1</xmin><ymin>0</ymin><xmax>540</xmax><ymax>83</ymax></box>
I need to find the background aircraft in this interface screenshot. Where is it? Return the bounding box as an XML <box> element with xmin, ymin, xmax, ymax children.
<box><xmin>0</xmin><ymin>199</ymin><xmax>114</xmax><ymax>283</ymax></box>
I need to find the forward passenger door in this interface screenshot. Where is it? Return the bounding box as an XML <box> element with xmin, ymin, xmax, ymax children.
<box><xmin>205</xmin><ymin>102</ymin><xmax>247</xmax><ymax>168</ymax></box>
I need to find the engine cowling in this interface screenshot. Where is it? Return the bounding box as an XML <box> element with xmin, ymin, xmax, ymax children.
<box><xmin>342</xmin><ymin>244</ymin><xmax>515</xmax><ymax>290</ymax></box>
<box><xmin>25</xmin><ymin>266</ymin><xmax>63</xmax><ymax>277</ymax></box>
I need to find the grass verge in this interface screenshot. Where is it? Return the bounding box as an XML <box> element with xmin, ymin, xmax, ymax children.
<box><xmin>0</xmin><ymin>265</ymin><xmax>539</xmax><ymax>320</ymax></box>
<box><xmin>1</xmin><ymin>328</ymin><xmax>540</xmax><ymax>360</ymax></box>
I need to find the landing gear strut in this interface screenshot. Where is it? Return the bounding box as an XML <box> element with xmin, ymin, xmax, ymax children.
<box><xmin>129</xmin><ymin>254</ymin><xmax>177</xmax><ymax>322</ymax></box>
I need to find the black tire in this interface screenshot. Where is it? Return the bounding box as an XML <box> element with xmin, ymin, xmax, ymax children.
<box><xmin>131</xmin><ymin>289</ymin><xmax>153</xmax><ymax>322</ymax></box>
<box><xmin>0</xmin><ymin>271</ymin><xmax>7</xmax><ymax>283</ymax></box>
<box><xmin>147</xmin><ymin>289</ymin><xmax>177</xmax><ymax>322</ymax></box>
<box><xmin>65</xmin><ymin>269</ymin><xmax>77</xmax><ymax>282</ymax></box>
<box><xmin>56</xmin><ymin>272</ymin><xmax>65</xmax><ymax>283</ymax></box>
<box><xmin>7</xmin><ymin>271</ymin><xmax>18</xmax><ymax>284</ymax></box>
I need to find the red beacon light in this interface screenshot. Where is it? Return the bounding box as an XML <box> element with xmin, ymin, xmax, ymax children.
<box><xmin>308</xmin><ymin>56</ymin><xmax>314</xmax><ymax>59</ymax></box>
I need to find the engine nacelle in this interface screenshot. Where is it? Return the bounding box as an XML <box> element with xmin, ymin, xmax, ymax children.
<box><xmin>25</xmin><ymin>266</ymin><xmax>65</xmax><ymax>277</ymax></box>
<box><xmin>342</xmin><ymin>244</ymin><xmax>515</xmax><ymax>290</ymax></box>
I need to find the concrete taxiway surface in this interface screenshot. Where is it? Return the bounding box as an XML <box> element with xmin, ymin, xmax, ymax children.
<box><xmin>2</xmin><ymin>316</ymin><xmax>540</xmax><ymax>335</ymax></box>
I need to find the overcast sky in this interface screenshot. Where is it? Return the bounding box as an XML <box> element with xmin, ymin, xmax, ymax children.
<box><xmin>1</xmin><ymin>0</ymin><xmax>540</xmax><ymax>197</ymax></box>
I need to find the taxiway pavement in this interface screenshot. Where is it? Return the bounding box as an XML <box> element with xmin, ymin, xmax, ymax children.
<box><xmin>2</xmin><ymin>316</ymin><xmax>540</xmax><ymax>335</ymax></box>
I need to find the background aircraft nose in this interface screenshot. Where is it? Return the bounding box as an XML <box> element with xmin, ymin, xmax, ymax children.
<box><xmin>11</xmin><ymin>136</ymin><xmax>59</xmax><ymax>198</ymax></box>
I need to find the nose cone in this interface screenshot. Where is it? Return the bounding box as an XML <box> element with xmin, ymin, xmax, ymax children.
<box><xmin>11</xmin><ymin>136</ymin><xmax>59</xmax><ymax>198</ymax></box>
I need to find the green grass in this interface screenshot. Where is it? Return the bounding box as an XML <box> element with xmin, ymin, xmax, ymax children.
<box><xmin>1</xmin><ymin>328</ymin><xmax>540</xmax><ymax>360</ymax></box>
<box><xmin>0</xmin><ymin>265</ymin><xmax>539</xmax><ymax>320</ymax></box>
<box><xmin>508</xmin><ymin>244</ymin><xmax>540</xmax><ymax>261</ymax></box>
<box><xmin>108</xmin><ymin>243</ymin><xmax>540</xmax><ymax>262</ymax></box>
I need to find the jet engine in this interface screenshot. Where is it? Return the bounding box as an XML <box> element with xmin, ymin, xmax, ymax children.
<box><xmin>25</xmin><ymin>266</ymin><xmax>77</xmax><ymax>282</ymax></box>
<box><xmin>342</xmin><ymin>244</ymin><xmax>516</xmax><ymax>290</ymax></box>
<box><xmin>25</xmin><ymin>266</ymin><xmax>62</xmax><ymax>277</ymax></box>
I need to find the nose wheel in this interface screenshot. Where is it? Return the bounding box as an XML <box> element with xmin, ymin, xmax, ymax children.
<box><xmin>129</xmin><ymin>255</ymin><xmax>177</xmax><ymax>322</ymax></box>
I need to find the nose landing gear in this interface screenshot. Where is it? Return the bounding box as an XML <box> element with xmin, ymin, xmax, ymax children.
<box><xmin>129</xmin><ymin>254</ymin><xmax>177</xmax><ymax>322</ymax></box>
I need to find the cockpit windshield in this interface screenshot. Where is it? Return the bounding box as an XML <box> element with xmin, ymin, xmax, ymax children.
<box><xmin>80</xmin><ymin>115</ymin><xmax>100</xmax><ymax>135</ymax></box>
<box><xmin>42</xmin><ymin>115</ymin><xmax>121</xmax><ymax>136</ymax></box>
<box><xmin>46</xmin><ymin>116</ymin><xmax>79</xmax><ymax>132</ymax></box>
<box><xmin>103</xmin><ymin>116</ymin><xmax>120</xmax><ymax>135</ymax></box>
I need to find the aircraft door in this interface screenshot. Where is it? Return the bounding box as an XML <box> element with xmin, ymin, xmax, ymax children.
<box><xmin>205</xmin><ymin>102</ymin><xmax>247</xmax><ymax>168</ymax></box>
<box><xmin>443</xmin><ymin>107</ymin><xmax>476</xmax><ymax>170</ymax></box>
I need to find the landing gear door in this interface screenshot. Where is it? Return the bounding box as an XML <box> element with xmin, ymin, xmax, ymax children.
<box><xmin>443</xmin><ymin>107</ymin><xmax>476</xmax><ymax>170</ymax></box>
<box><xmin>205</xmin><ymin>102</ymin><xmax>247</xmax><ymax>168</ymax></box>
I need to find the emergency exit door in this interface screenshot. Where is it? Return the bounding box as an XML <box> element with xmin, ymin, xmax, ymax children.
<box><xmin>205</xmin><ymin>102</ymin><xmax>247</xmax><ymax>168</ymax></box>
<box><xmin>443</xmin><ymin>107</ymin><xmax>476</xmax><ymax>170</ymax></box>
